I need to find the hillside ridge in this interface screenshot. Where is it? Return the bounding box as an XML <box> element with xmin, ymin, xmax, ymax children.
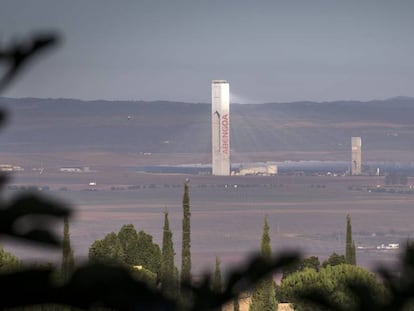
<box><xmin>0</xmin><ymin>97</ymin><xmax>413</xmax><ymax>157</ymax></box>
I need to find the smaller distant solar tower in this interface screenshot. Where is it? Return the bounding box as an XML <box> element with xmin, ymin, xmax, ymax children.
<box><xmin>351</xmin><ymin>137</ymin><xmax>362</xmax><ymax>175</ymax></box>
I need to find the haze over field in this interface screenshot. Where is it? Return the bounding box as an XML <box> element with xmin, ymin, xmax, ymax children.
<box><xmin>0</xmin><ymin>96</ymin><xmax>413</xmax><ymax>165</ymax></box>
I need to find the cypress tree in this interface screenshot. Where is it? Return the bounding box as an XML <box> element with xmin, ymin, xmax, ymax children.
<box><xmin>117</xmin><ymin>224</ymin><xmax>139</xmax><ymax>266</ymax></box>
<box><xmin>160</xmin><ymin>212</ymin><xmax>177</xmax><ymax>298</ymax></box>
<box><xmin>88</xmin><ymin>232</ymin><xmax>125</xmax><ymax>264</ymax></box>
<box><xmin>345</xmin><ymin>214</ymin><xmax>356</xmax><ymax>265</ymax></box>
<box><xmin>351</xmin><ymin>240</ymin><xmax>356</xmax><ymax>265</ymax></box>
<box><xmin>181</xmin><ymin>180</ymin><xmax>191</xmax><ymax>283</ymax></box>
<box><xmin>249</xmin><ymin>216</ymin><xmax>278</xmax><ymax>311</ymax></box>
<box><xmin>135</xmin><ymin>230</ymin><xmax>162</xmax><ymax>273</ymax></box>
<box><xmin>212</xmin><ymin>256</ymin><xmax>222</xmax><ymax>293</ymax></box>
<box><xmin>61</xmin><ymin>216</ymin><xmax>75</xmax><ymax>282</ymax></box>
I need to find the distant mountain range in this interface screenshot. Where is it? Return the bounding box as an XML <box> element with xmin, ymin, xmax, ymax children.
<box><xmin>0</xmin><ymin>97</ymin><xmax>413</xmax><ymax>158</ymax></box>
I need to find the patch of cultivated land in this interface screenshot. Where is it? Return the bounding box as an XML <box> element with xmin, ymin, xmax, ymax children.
<box><xmin>3</xmin><ymin>169</ymin><xmax>414</xmax><ymax>275</ymax></box>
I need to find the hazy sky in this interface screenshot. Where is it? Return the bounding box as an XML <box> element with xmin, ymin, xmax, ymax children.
<box><xmin>1</xmin><ymin>0</ymin><xmax>413</xmax><ymax>103</ymax></box>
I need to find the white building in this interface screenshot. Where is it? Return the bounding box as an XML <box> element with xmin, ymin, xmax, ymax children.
<box><xmin>59</xmin><ymin>167</ymin><xmax>83</xmax><ymax>173</ymax></box>
<box><xmin>0</xmin><ymin>164</ymin><xmax>24</xmax><ymax>172</ymax></box>
<box><xmin>212</xmin><ymin>80</ymin><xmax>230</xmax><ymax>176</ymax></box>
<box><xmin>238</xmin><ymin>164</ymin><xmax>278</xmax><ymax>176</ymax></box>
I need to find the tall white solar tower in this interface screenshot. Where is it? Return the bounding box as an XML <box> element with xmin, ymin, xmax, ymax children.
<box><xmin>211</xmin><ymin>80</ymin><xmax>230</xmax><ymax>176</ymax></box>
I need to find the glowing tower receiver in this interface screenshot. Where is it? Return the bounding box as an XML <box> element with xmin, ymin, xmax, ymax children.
<box><xmin>211</xmin><ymin>80</ymin><xmax>230</xmax><ymax>176</ymax></box>
<box><xmin>351</xmin><ymin>137</ymin><xmax>362</xmax><ymax>175</ymax></box>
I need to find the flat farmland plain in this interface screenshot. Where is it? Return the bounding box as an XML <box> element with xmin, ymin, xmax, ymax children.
<box><xmin>4</xmin><ymin>171</ymin><xmax>414</xmax><ymax>275</ymax></box>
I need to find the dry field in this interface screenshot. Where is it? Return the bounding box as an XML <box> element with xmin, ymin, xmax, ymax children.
<box><xmin>1</xmin><ymin>149</ymin><xmax>413</xmax><ymax>168</ymax></box>
<box><xmin>3</xmin><ymin>168</ymin><xmax>414</xmax><ymax>277</ymax></box>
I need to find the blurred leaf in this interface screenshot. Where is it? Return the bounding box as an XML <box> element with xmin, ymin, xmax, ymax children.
<box><xmin>0</xmin><ymin>193</ymin><xmax>71</xmax><ymax>246</ymax></box>
<box><xmin>0</xmin><ymin>268</ymin><xmax>56</xmax><ymax>308</ymax></box>
<box><xmin>0</xmin><ymin>174</ymin><xmax>9</xmax><ymax>189</ymax></box>
<box><xmin>0</xmin><ymin>32</ymin><xmax>60</xmax><ymax>92</ymax></box>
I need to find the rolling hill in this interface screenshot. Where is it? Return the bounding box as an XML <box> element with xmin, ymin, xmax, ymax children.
<box><xmin>0</xmin><ymin>97</ymin><xmax>413</xmax><ymax>163</ymax></box>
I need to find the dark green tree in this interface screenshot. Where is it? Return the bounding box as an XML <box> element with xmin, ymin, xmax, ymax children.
<box><xmin>88</xmin><ymin>232</ymin><xmax>125</xmax><ymax>264</ymax></box>
<box><xmin>345</xmin><ymin>214</ymin><xmax>356</xmax><ymax>265</ymax></box>
<box><xmin>181</xmin><ymin>180</ymin><xmax>191</xmax><ymax>283</ymax></box>
<box><xmin>351</xmin><ymin>241</ymin><xmax>356</xmax><ymax>265</ymax></box>
<box><xmin>61</xmin><ymin>216</ymin><xmax>75</xmax><ymax>282</ymax></box>
<box><xmin>118</xmin><ymin>224</ymin><xmax>161</xmax><ymax>273</ymax></box>
<box><xmin>88</xmin><ymin>227</ymin><xmax>161</xmax><ymax>273</ymax></box>
<box><xmin>280</xmin><ymin>264</ymin><xmax>386</xmax><ymax>311</ymax></box>
<box><xmin>322</xmin><ymin>252</ymin><xmax>346</xmax><ymax>268</ymax></box>
<box><xmin>117</xmin><ymin>224</ymin><xmax>139</xmax><ymax>265</ymax></box>
<box><xmin>249</xmin><ymin>216</ymin><xmax>278</xmax><ymax>311</ymax></box>
<box><xmin>301</xmin><ymin>256</ymin><xmax>320</xmax><ymax>271</ymax></box>
<box><xmin>136</xmin><ymin>230</ymin><xmax>161</xmax><ymax>273</ymax></box>
<box><xmin>160</xmin><ymin>212</ymin><xmax>178</xmax><ymax>298</ymax></box>
<box><xmin>212</xmin><ymin>256</ymin><xmax>222</xmax><ymax>293</ymax></box>
<box><xmin>282</xmin><ymin>255</ymin><xmax>320</xmax><ymax>279</ymax></box>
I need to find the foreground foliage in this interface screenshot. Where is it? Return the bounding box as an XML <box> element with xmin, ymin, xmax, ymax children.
<box><xmin>88</xmin><ymin>224</ymin><xmax>161</xmax><ymax>274</ymax></box>
<box><xmin>281</xmin><ymin>264</ymin><xmax>386</xmax><ymax>310</ymax></box>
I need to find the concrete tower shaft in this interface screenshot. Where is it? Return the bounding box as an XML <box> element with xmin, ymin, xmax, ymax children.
<box><xmin>212</xmin><ymin>80</ymin><xmax>230</xmax><ymax>176</ymax></box>
<box><xmin>351</xmin><ymin>136</ymin><xmax>362</xmax><ymax>175</ymax></box>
